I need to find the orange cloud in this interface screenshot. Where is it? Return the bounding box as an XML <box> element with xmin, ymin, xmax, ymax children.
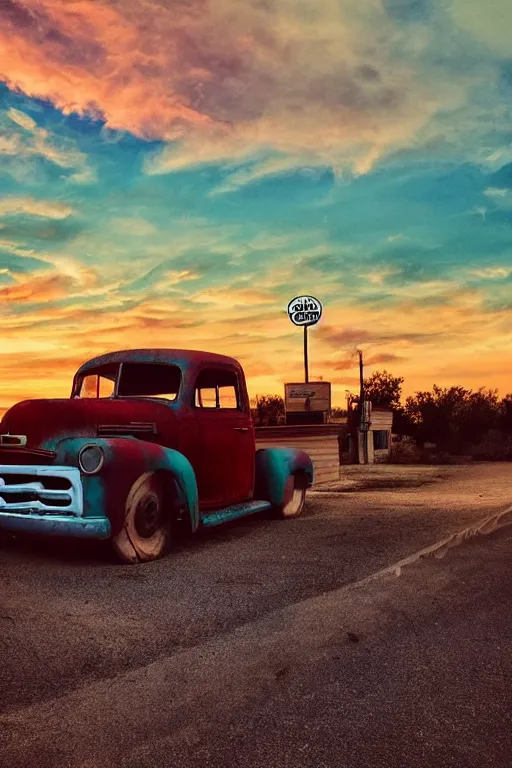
<box><xmin>1</xmin><ymin>0</ymin><xmax>211</xmax><ymax>140</ymax></box>
<box><xmin>0</xmin><ymin>272</ymin><xmax>74</xmax><ymax>302</ymax></box>
<box><xmin>0</xmin><ymin>0</ymin><xmax>467</xmax><ymax>177</ymax></box>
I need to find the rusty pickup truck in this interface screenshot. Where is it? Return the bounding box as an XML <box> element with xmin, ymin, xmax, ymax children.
<box><xmin>0</xmin><ymin>349</ymin><xmax>313</xmax><ymax>563</ymax></box>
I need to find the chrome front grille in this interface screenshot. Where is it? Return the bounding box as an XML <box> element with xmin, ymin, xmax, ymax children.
<box><xmin>0</xmin><ymin>466</ymin><xmax>83</xmax><ymax>517</ymax></box>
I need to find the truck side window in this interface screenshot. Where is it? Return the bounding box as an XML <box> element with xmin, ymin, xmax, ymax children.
<box><xmin>194</xmin><ymin>369</ymin><xmax>240</xmax><ymax>410</ymax></box>
<box><xmin>80</xmin><ymin>374</ymin><xmax>115</xmax><ymax>398</ymax></box>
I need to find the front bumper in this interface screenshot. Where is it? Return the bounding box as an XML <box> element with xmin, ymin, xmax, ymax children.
<box><xmin>0</xmin><ymin>513</ymin><xmax>111</xmax><ymax>538</ymax></box>
<box><xmin>0</xmin><ymin>464</ymin><xmax>111</xmax><ymax>540</ymax></box>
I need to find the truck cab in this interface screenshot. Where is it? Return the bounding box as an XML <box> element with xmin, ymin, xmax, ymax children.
<box><xmin>0</xmin><ymin>349</ymin><xmax>314</xmax><ymax>563</ymax></box>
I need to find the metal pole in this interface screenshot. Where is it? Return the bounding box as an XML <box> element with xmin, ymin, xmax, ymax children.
<box><xmin>358</xmin><ymin>350</ymin><xmax>368</xmax><ymax>464</ymax></box>
<box><xmin>359</xmin><ymin>350</ymin><xmax>364</xmax><ymax>405</ymax></box>
<box><xmin>304</xmin><ymin>325</ymin><xmax>309</xmax><ymax>383</ymax></box>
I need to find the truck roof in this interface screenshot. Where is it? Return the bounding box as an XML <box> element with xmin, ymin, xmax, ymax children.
<box><xmin>76</xmin><ymin>349</ymin><xmax>242</xmax><ymax>376</ymax></box>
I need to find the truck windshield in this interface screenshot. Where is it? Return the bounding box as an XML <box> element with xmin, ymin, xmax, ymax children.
<box><xmin>76</xmin><ymin>362</ymin><xmax>181</xmax><ymax>402</ymax></box>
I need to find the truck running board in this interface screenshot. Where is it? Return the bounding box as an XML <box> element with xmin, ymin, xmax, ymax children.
<box><xmin>201</xmin><ymin>500</ymin><xmax>272</xmax><ymax>528</ymax></box>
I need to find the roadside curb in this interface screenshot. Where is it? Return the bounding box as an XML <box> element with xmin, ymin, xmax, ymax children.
<box><xmin>353</xmin><ymin>504</ymin><xmax>512</xmax><ymax>588</ymax></box>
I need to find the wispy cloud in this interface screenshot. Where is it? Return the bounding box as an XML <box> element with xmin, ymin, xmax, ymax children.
<box><xmin>0</xmin><ymin>272</ymin><xmax>74</xmax><ymax>303</ymax></box>
<box><xmin>0</xmin><ymin>195</ymin><xmax>74</xmax><ymax>219</ymax></box>
<box><xmin>0</xmin><ymin>0</ymin><xmax>490</xmax><ymax>180</ymax></box>
<box><xmin>2</xmin><ymin>104</ymin><xmax>94</xmax><ymax>181</ymax></box>
<box><xmin>468</xmin><ymin>265</ymin><xmax>512</xmax><ymax>280</ymax></box>
<box><xmin>1</xmin><ymin>0</ymin><xmax>512</xmax><ymax>414</ymax></box>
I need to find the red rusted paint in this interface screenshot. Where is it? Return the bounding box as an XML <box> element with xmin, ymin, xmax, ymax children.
<box><xmin>1</xmin><ymin>398</ymin><xmax>179</xmax><ymax>452</ymax></box>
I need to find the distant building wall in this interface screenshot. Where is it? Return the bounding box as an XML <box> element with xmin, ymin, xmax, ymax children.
<box><xmin>255</xmin><ymin>424</ymin><xmax>342</xmax><ymax>484</ymax></box>
<box><xmin>254</xmin><ymin>408</ymin><xmax>393</xmax><ymax>481</ymax></box>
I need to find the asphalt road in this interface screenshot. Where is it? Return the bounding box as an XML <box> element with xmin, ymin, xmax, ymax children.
<box><xmin>0</xmin><ymin>463</ymin><xmax>511</xmax><ymax>767</ymax></box>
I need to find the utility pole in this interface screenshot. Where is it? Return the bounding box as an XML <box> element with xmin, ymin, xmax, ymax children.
<box><xmin>358</xmin><ymin>350</ymin><xmax>364</xmax><ymax>407</ymax></box>
<box><xmin>358</xmin><ymin>349</ymin><xmax>368</xmax><ymax>464</ymax></box>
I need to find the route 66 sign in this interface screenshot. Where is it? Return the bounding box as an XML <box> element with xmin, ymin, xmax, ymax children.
<box><xmin>287</xmin><ymin>296</ymin><xmax>322</xmax><ymax>327</ymax></box>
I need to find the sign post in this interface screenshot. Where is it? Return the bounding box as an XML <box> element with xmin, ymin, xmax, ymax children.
<box><xmin>287</xmin><ymin>295</ymin><xmax>323</xmax><ymax>384</ymax></box>
<box><xmin>303</xmin><ymin>326</ymin><xmax>309</xmax><ymax>383</ymax></box>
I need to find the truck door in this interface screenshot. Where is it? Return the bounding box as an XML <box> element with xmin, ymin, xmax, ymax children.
<box><xmin>192</xmin><ymin>366</ymin><xmax>254</xmax><ymax>509</ymax></box>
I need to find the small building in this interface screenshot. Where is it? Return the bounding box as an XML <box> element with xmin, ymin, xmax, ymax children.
<box><xmin>255</xmin><ymin>424</ymin><xmax>343</xmax><ymax>483</ymax></box>
<box><xmin>357</xmin><ymin>407</ymin><xmax>394</xmax><ymax>464</ymax></box>
<box><xmin>255</xmin><ymin>404</ymin><xmax>394</xmax><ymax>484</ymax></box>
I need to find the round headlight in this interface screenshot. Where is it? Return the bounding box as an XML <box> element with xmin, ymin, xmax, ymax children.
<box><xmin>78</xmin><ymin>444</ymin><xmax>104</xmax><ymax>475</ymax></box>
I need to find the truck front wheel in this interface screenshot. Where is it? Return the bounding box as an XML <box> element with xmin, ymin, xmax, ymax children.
<box><xmin>112</xmin><ymin>472</ymin><xmax>171</xmax><ymax>564</ymax></box>
<box><xmin>274</xmin><ymin>472</ymin><xmax>307</xmax><ymax>519</ymax></box>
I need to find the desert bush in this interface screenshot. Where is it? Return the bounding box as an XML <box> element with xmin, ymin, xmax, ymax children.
<box><xmin>462</xmin><ymin>430</ymin><xmax>512</xmax><ymax>461</ymax></box>
<box><xmin>387</xmin><ymin>436</ymin><xmax>422</xmax><ymax>464</ymax></box>
<box><xmin>388</xmin><ymin>438</ymin><xmax>465</xmax><ymax>465</ymax></box>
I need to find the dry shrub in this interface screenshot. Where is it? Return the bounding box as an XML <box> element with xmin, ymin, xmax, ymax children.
<box><xmin>462</xmin><ymin>430</ymin><xmax>512</xmax><ymax>461</ymax></box>
<box><xmin>387</xmin><ymin>437</ymin><xmax>422</xmax><ymax>464</ymax></box>
<box><xmin>388</xmin><ymin>437</ymin><xmax>463</xmax><ymax>465</ymax></box>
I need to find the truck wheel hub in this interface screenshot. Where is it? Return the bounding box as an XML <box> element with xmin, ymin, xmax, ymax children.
<box><xmin>134</xmin><ymin>495</ymin><xmax>160</xmax><ymax>538</ymax></box>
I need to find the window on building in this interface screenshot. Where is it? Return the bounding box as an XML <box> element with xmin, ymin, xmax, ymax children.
<box><xmin>373</xmin><ymin>430</ymin><xmax>389</xmax><ymax>450</ymax></box>
<box><xmin>194</xmin><ymin>369</ymin><xmax>240</xmax><ymax>410</ymax></box>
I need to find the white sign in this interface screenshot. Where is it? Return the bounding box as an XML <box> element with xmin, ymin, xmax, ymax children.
<box><xmin>284</xmin><ymin>382</ymin><xmax>331</xmax><ymax>412</ymax></box>
<box><xmin>287</xmin><ymin>295</ymin><xmax>322</xmax><ymax>327</ymax></box>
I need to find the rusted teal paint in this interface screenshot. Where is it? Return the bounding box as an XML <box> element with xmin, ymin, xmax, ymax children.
<box><xmin>254</xmin><ymin>447</ymin><xmax>314</xmax><ymax>506</ymax></box>
<box><xmin>0</xmin><ymin>514</ymin><xmax>111</xmax><ymax>538</ymax></box>
<box><xmin>81</xmin><ymin>475</ymin><xmax>106</xmax><ymax>519</ymax></box>
<box><xmin>50</xmin><ymin>435</ymin><xmax>115</xmax><ymax>461</ymax></box>
<box><xmin>140</xmin><ymin>444</ymin><xmax>200</xmax><ymax>533</ymax></box>
<box><xmin>201</xmin><ymin>499</ymin><xmax>271</xmax><ymax>527</ymax></box>
<box><xmin>53</xmin><ymin>436</ymin><xmax>200</xmax><ymax>533</ymax></box>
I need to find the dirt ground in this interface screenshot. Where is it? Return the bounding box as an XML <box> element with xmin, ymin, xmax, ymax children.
<box><xmin>314</xmin><ymin>462</ymin><xmax>512</xmax><ymax>513</ymax></box>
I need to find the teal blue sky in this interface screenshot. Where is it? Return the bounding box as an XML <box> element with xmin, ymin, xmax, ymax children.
<box><xmin>0</xmin><ymin>0</ymin><xmax>511</xmax><ymax>410</ymax></box>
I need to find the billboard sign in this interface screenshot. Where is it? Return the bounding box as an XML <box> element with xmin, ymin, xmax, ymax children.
<box><xmin>284</xmin><ymin>381</ymin><xmax>331</xmax><ymax>413</ymax></box>
<box><xmin>287</xmin><ymin>296</ymin><xmax>322</xmax><ymax>327</ymax></box>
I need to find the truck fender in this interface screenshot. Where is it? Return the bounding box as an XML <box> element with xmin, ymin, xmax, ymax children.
<box><xmin>138</xmin><ymin>444</ymin><xmax>200</xmax><ymax>534</ymax></box>
<box><xmin>54</xmin><ymin>437</ymin><xmax>200</xmax><ymax>535</ymax></box>
<box><xmin>254</xmin><ymin>447</ymin><xmax>314</xmax><ymax>507</ymax></box>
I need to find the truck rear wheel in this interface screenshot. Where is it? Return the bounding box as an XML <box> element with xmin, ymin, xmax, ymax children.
<box><xmin>112</xmin><ymin>472</ymin><xmax>171</xmax><ymax>564</ymax></box>
<box><xmin>274</xmin><ymin>472</ymin><xmax>307</xmax><ymax>519</ymax></box>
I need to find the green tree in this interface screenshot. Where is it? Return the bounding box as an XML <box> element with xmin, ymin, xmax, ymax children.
<box><xmin>329</xmin><ymin>407</ymin><xmax>347</xmax><ymax>420</ymax></box>
<box><xmin>457</xmin><ymin>388</ymin><xmax>500</xmax><ymax>444</ymax></box>
<box><xmin>405</xmin><ymin>385</ymin><xmax>501</xmax><ymax>450</ymax></box>
<box><xmin>251</xmin><ymin>394</ymin><xmax>285</xmax><ymax>426</ymax></box>
<box><xmin>363</xmin><ymin>370</ymin><xmax>404</xmax><ymax>410</ymax></box>
<box><xmin>502</xmin><ymin>394</ymin><xmax>512</xmax><ymax>433</ymax></box>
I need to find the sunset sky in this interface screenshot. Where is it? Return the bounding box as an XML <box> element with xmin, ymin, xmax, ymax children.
<box><xmin>1</xmin><ymin>0</ymin><xmax>512</xmax><ymax>414</ymax></box>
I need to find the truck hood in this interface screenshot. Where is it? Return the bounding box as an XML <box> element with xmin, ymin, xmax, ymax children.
<box><xmin>0</xmin><ymin>397</ymin><xmax>179</xmax><ymax>451</ymax></box>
